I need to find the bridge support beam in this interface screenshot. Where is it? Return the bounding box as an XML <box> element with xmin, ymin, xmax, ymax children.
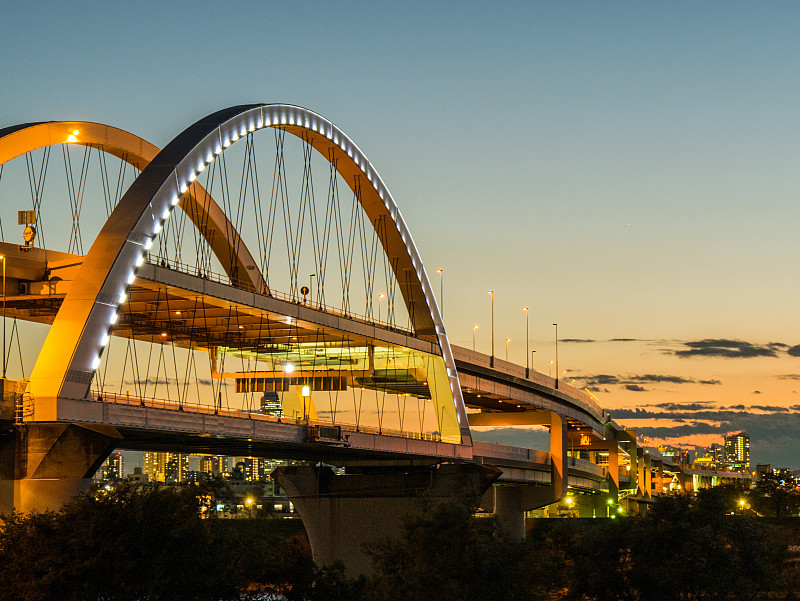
<box><xmin>273</xmin><ymin>462</ymin><xmax>500</xmax><ymax>576</ymax></box>
<box><xmin>0</xmin><ymin>422</ymin><xmax>121</xmax><ymax>514</ymax></box>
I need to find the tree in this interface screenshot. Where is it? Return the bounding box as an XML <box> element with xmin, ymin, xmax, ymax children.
<box><xmin>750</xmin><ymin>474</ymin><xmax>800</xmax><ymax>517</ymax></box>
<box><xmin>365</xmin><ymin>493</ymin><xmax>533</xmax><ymax>601</ymax></box>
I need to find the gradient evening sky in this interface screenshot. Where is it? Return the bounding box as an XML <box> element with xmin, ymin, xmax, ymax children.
<box><xmin>3</xmin><ymin>1</ymin><xmax>800</xmax><ymax>466</ymax></box>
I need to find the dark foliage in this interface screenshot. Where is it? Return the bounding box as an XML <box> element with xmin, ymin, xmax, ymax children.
<box><xmin>0</xmin><ymin>484</ymin><xmax>308</xmax><ymax>601</ymax></box>
<box><xmin>0</xmin><ymin>485</ymin><xmax>792</xmax><ymax>601</ymax></box>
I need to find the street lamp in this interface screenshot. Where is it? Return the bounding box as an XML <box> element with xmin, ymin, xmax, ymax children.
<box><xmin>488</xmin><ymin>290</ymin><xmax>494</xmax><ymax>367</ymax></box>
<box><xmin>548</xmin><ymin>360</ymin><xmax>552</xmax><ymax>378</ymax></box>
<box><xmin>553</xmin><ymin>323</ymin><xmax>559</xmax><ymax>389</ymax></box>
<box><xmin>309</xmin><ymin>273</ymin><xmax>316</xmax><ymax>304</ymax></box>
<box><xmin>505</xmin><ymin>338</ymin><xmax>510</xmax><ymax>362</ymax></box>
<box><xmin>436</xmin><ymin>269</ymin><xmax>443</xmax><ymax>317</ymax></box>
<box><xmin>523</xmin><ymin>306</ymin><xmax>529</xmax><ymax>377</ymax></box>
<box><xmin>531</xmin><ymin>350</ymin><xmax>536</xmax><ymax>373</ymax></box>
<box><xmin>473</xmin><ymin>324</ymin><xmax>478</xmax><ymax>351</ymax></box>
<box><xmin>378</xmin><ymin>293</ymin><xmax>385</xmax><ymax>322</ymax></box>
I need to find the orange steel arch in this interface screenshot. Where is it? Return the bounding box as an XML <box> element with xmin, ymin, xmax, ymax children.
<box><xmin>0</xmin><ymin>121</ymin><xmax>267</xmax><ymax>293</ymax></box>
<box><xmin>25</xmin><ymin>106</ymin><xmax>470</xmax><ymax>445</ymax></box>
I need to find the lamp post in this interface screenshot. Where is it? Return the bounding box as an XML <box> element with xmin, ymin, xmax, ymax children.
<box><xmin>488</xmin><ymin>291</ymin><xmax>494</xmax><ymax>367</ymax></box>
<box><xmin>531</xmin><ymin>350</ymin><xmax>536</xmax><ymax>373</ymax></box>
<box><xmin>378</xmin><ymin>293</ymin><xmax>385</xmax><ymax>322</ymax></box>
<box><xmin>523</xmin><ymin>306</ymin><xmax>529</xmax><ymax>378</ymax></box>
<box><xmin>553</xmin><ymin>323</ymin><xmax>559</xmax><ymax>389</ymax></box>
<box><xmin>505</xmin><ymin>338</ymin><xmax>510</xmax><ymax>362</ymax></box>
<box><xmin>473</xmin><ymin>324</ymin><xmax>478</xmax><ymax>351</ymax></box>
<box><xmin>309</xmin><ymin>274</ymin><xmax>316</xmax><ymax>304</ymax></box>
<box><xmin>436</xmin><ymin>269</ymin><xmax>443</xmax><ymax>318</ymax></box>
<box><xmin>548</xmin><ymin>360</ymin><xmax>552</xmax><ymax>377</ymax></box>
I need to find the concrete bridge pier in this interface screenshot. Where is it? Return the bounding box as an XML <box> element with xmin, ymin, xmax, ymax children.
<box><xmin>0</xmin><ymin>422</ymin><xmax>121</xmax><ymax>514</ymax></box>
<box><xmin>469</xmin><ymin>410</ymin><xmax>569</xmax><ymax>537</ymax></box>
<box><xmin>273</xmin><ymin>462</ymin><xmax>501</xmax><ymax>576</ymax></box>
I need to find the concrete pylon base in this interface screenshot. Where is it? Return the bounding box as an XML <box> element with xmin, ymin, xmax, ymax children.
<box><xmin>0</xmin><ymin>422</ymin><xmax>122</xmax><ymax>514</ymax></box>
<box><xmin>273</xmin><ymin>462</ymin><xmax>501</xmax><ymax>576</ymax></box>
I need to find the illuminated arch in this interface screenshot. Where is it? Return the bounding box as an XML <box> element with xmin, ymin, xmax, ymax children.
<box><xmin>26</xmin><ymin>105</ymin><xmax>471</xmax><ymax>444</ymax></box>
<box><xmin>0</xmin><ymin>121</ymin><xmax>266</xmax><ymax>293</ymax></box>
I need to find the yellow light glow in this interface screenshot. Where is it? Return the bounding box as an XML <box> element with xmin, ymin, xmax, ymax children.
<box><xmin>301</xmin><ymin>385</ymin><xmax>310</xmax><ymax>397</ymax></box>
<box><xmin>66</xmin><ymin>134</ymin><xmax>77</xmax><ymax>143</ymax></box>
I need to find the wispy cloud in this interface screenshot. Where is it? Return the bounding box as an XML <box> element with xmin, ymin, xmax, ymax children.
<box><xmin>578</xmin><ymin>373</ymin><xmax>722</xmax><ymax>388</ymax></box>
<box><xmin>625</xmin><ymin>384</ymin><xmax>647</xmax><ymax>392</ymax></box>
<box><xmin>671</xmin><ymin>339</ymin><xmax>781</xmax><ymax>358</ymax></box>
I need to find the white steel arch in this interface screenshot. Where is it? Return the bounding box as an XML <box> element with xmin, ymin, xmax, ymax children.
<box><xmin>27</xmin><ymin>104</ymin><xmax>471</xmax><ymax>444</ymax></box>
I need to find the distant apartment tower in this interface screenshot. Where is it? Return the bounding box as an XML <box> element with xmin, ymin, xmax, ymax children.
<box><xmin>94</xmin><ymin>452</ymin><xmax>125</xmax><ymax>481</ymax></box>
<box><xmin>143</xmin><ymin>452</ymin><xmax>189</xmax><ymax>483</ymax></box>
<box><xmin>198</xmin><ymin>455</ymin><xmax>228</xmax><ymax>477</ymax></box>
<box><xmin>108</xmin><ymin>452</ymin><xmax>124</xmax><ymax>480</ymax></box>
<box><xmin>695</xmin><ymin>443</ymin><xmax>725</xmax><ymax>469</ymax></box>
<box><xmin>724</xmin><ymin>432</ymin><xmax>750</xmax><ymax>471</ymax></box>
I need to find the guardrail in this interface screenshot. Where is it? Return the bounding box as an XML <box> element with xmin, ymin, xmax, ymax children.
<box><xmin>89</xmin><ymin>390</ymin><xmax>443</xmax><ymax>443</ymax></box>
<box><xmin>145</xmin><ymin>256</ymin><xmax>416</xmax><ymax>338</ymax></box>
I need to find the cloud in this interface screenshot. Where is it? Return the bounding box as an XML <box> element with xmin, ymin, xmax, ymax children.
<box><xmin>609</xmin><ymin>338</ymin><xmax>641</xmax><ymax>342</ymax></box>
<box><xmin>577</xmin><ymin>373</ymin><xmax>720</xmax><ymax>388</ymax></box>
<box><xmin>778</xmin><ymin>374</ymin><xmax>800</xmax><ymax>380</ymax></box>
<box><xmin>632</xmin><ymin>374</ymin><xmax>693</xmax><ymax>384</ymax></box>
<box><xmin>787</xmin><ymin>345</ymin><xmax>800</xmax><ymax>357</ymax></box>
<box><xmin>583</xmin><ymin>374</ymin><xmax>621</xmax><ymax>385</ymax></box>
<box><xmin>753</xmin><ymin>390</ymin><xmax>762</xmax><ymax>394</ymax></box>
<box><xmin>672</xmin><ymin>339</ymin><xmax>780</xmax><ymax>358</ymax></box>
<box><xmin>625</xmin><ymin>384</ymin><xmax>647</xmax><ymax>392</ymax></box>
<box><xmin>611</xmin><ymin>403</ymin><xmax>800</xmax><ymax>467</ymax></box>
<box><xmin>561</xmin><ymin>338</ymin><xmax>596</xmax><ymax>343</ymax></box>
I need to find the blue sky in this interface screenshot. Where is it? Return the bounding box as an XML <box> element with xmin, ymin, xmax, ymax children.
<box><xmin>4</xmin><ymin>1</ymin><xmax>800</xmax><ymax>467</ymax></box>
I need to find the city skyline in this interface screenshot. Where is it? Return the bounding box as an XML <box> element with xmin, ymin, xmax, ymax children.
<box><xmin>3</xmin><ymin>2</ymin><xmax>800</xmax><ymax>466</ymax></box>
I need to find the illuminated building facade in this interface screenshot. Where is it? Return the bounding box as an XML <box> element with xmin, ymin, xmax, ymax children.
<box><xmin>724</xmin><ymin>432</ymin><xmax>750</xmax><ymax>471</ymax></box>
<box><xmin>143</xmin><ymin>452</ymin><xmax>189</xmax><ymax>483</ymax></box>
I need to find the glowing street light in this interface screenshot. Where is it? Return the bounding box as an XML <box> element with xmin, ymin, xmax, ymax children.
<box><xmin>553</xmin><ymin>323</ymin><xmax>559</xmax><ymax>389</ymax></box>
<box><xmin>378</xmin><ymin>293</ymin><xmax>386</xmax><ymax>322</ymax></box>
<box><xmin>488</xmin><ymin>290</ymin><xmax>494</xmax><ymax>367</ymax></box>
<box><xmin>505</xmin><ymin>338</ymin><xmax>510</xmax><ymax>362</ymax></box>
<box><xmin>436</xmin><ymin>268</ymin><xmax>443</xmax><ymax>317</ymax></box>
<box><xmin>523</xmin><ymin>306</ymin><xmax>530</xmax><ymax>377</ymax></box>
<box><xmin>473</xmin><ymin>324</ymin><xmax>478</xmax><ymax>351</ymax></box>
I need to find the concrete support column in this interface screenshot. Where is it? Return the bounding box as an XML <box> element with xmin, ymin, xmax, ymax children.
<box><xmin>627</xmin><ymin>434</ymin><xmax>638</xmax><ymax>494</ymax></box>
<box><xmin>493</xmin><ymin>485</ymin><xmax>526</xmax><ymax>539</ymax></box>
<box><xmin>273</xmin><ymin>462</ymin><xmax>500</xmax><ymax>576</ymax></box>
<box><xmin>550</xmin><ymin>412</ymin><xmax>568</xmax><ymax>502</ymax></box>
<box><xmin>0</xmin><ymin>422</ymin><xmax>121</xmax><ymax>514</ymax></box>
<box><xmin>606</xmin><ymin>439</ymin><xmax>620</xmax><ymax>496</ymax></box>
<box><xmin>641</xmin><ymin>451</ymin><xmax>652</xmax><ymax>498</ymax></box>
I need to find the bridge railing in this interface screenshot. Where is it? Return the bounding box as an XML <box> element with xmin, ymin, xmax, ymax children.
<box><xmin>450</xmin><ymin>345</ymin><xmax>606</xmax><ymax>420</ymax></box>
<box><xmin>144</xmin><ymin>255</ymin><xmax>416</xmax><ymax>337</ymax></box>
<box><xmin>89</xmin><ymin>390</ymin><xmax>443</xmax><ymax>443</ymax></box>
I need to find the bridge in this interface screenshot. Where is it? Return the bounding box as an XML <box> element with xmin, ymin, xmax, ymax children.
<box><xmin>0</xmin><ymin>105</ymin><xmax>674</xmax><ymax>573</ymax></box>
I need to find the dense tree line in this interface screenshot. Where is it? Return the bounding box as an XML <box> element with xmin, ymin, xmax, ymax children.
<box><xmin>0</xmin><ymin>484</ymin><xmax>798</xmax><ymax>600</ymax></box>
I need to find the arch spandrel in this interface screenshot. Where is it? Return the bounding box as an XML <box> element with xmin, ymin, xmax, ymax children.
<box><xmin>23</xmin><ymin>105</ymin><xmax>471</xmax><ymax>445</ymax></box>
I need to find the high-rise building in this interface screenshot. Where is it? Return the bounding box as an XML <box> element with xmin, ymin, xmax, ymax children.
<box><xmin>198</xmin><ymin>455</ymin><xmax>228</xmax><ymax>477</ymax></box>
<box><xmin>107</xmin><ymin>452</ymin><xmax>124</xmax><ymax>480</ymax></box>
<box><xmin>695</xmin><ymin>443</ymin><xmax>724</xmax><ymax>469</ymax></box>
<box><xmin>143</xmin><ymin>452</ymin><xmax>189</xmax><ymax>483</ymax></box>
<box><xmin>724</xmin><ymin>432</ymin><xmax>750</xmax><ymax>471</ymax></box>
<box><xmin>143</xmin><ymin>452</ymin><xmax>167</xmax><ymax>482</ymax></box>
